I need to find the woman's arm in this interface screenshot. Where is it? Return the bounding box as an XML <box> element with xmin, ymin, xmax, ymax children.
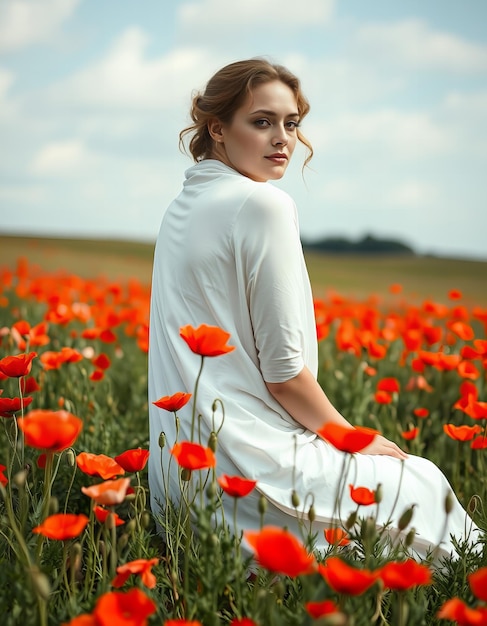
<box><xmin>266</xmin><ymin>366</ymin><xmax>407</xmax><ymax>460</ymax></box>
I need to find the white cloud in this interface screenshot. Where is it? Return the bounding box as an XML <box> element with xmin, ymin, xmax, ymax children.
<box><xmin>385</xmin><ymin>181</ymin><xmax>439</xmax><ymax>208</ymax></box>
<box><xmin>30</xmin><ymin>139</ymin><xmax>91</xmax><ymax>176</ymax></box>
<box><xmin>179</xmin><ymin>0</ymin><xmax>334</xmax><ymax>28</ymax></box>
<box><xmin>310</xmin><ymin>109</ymin><xmax>451</xmax><ymax>159</ymax></box>
<box><xmin>355</xmin><ymin>19</ymin><xmax>487</xmax><ymax>73</ymax></box>
<box><xmin>444</xmin><ymin>90</ymin><xmax>487</xmax><ymax>115</ymax></box>
<box><xmin>45</xmin><ymin>29</ymin><xmax>217</xmax><ymax>111</ymax></box>
<box><xmin>0</xmin><ymin>0</ymin><xmax>80</xmax><ymax>52</ymax></box>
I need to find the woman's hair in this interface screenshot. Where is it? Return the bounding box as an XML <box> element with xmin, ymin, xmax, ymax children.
<box><xmin>179</xmin><ymin>58</ymin><xmax>313</xmax><ymax>167</ymax></box>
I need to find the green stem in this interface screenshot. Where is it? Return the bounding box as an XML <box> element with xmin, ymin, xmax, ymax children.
<box><xmin>190</xmin><ymin>357</ymin><xmax>205</xmax><ymax>441</ymax></box>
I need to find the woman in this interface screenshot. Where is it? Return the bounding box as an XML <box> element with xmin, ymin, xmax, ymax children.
<box><xmin>148</xmin><ymin>58</ymin><xmax>479</xmax><ymax>559</ymax></box>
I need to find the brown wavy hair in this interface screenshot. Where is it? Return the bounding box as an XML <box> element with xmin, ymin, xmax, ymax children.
<box><xmin>179</xmin><ymin>58</ymin><xmax>313</xmax><ymax>167</ymax></box>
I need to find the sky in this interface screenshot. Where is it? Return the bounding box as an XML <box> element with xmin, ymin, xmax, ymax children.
<box><xmin>1</xmin><ymin>0</ymin><xmax>487</xmax><ymax>260</ymax></box>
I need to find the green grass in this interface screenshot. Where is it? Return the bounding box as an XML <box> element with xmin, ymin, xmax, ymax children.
<box><xmin>1</xmin><ymin>235</ymin><xmax>486</xmax><ymax>305</ymax></box>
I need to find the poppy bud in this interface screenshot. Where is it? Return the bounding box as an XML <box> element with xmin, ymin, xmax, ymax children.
<box><xmin>126</xmin><ymin>519</ymin><xmax>137</xmax><ymax>535</ymax></box>
<box><xmin>13</xmin><ymin>469</ymin><xmax>28</xmax><ymax>488</ymax></box>
<box><xmin>65</xmin><ymin>449</ymin><xmax>76</xmax><ymax>467</ymax></box>
<box><xmin>158</xmin><ymin>432</ymin><xmax>166</xmax><ymax>449</ymax></box>
<box><xmin>258</xmin><ymin>494</ymin><xmax>267</xmax><ymax>516</ymax></box>
<box><xmin>397</xmin><ymin>504</ymin><xmax>416</xmax><ymax>531</ymax></box>
<box><xmin>98</xmin><ymin>540</ymin><xmax>106</xmax><ymax>560</ymax></box>
<box><xmin>181</xmin><ymin>468</ymin><xmax>192</xmax><ymax>481</ymax></box>
<box><xmin>208</xmin><ymin>431</ymin><xmax>218</xmax><ymax>453</ymax></box>
<box><xmin>405</xmin><ymin>527</ymin><xmax>417</xmax><ymax>547</ymax></box>
<box><xmin>141</xmin><ymin>511</ymin><xmax>151</xmax><ymax>529</ymax></box>
<box><xmin>291</xmin><ymin>489</ymin><xmax>300</xmax><ymax>508</ymax></box>
<box><xmin>48</xmin><ymin>496</ymin><xmax>59</xmax><ymax>515</ymax></box>
<box><xmin>70</xmin><ymin>542</ymin><xmax>82</xmax><ymax>574</ymax></box>
<box><xmin>360</xmin><ymin>516</ymin><xmax>376</xmax><ymax>543</ymax></box>
<box><xmin>206</xmin><ymin>481</ymin><xmax>217</xmax><ymax>500</ymax></box>
<box><xmin>207</xmin><ymin>533</ymin><xmax>219</xmax><ymax>548</ymax></box>
<box><xmin>118</xmin><ymin>533</ymin><xmax>129</xmax><ymax>551</ymax></box>
<box><xmin>308</xmin><ymin>504</ymin><xmax>316</xmax><ymax>523</ymax></box>
<box><xmin>29</xmin><ymin>566</ymin><xmax>50</xmax><ymax>601</ymax></box>
<box><xmin>274</xmin><ymin>580</ymin><xmax>286</xmax><ymax>599</ymax></box>
<box><xmin>345</xmin><ymin>510</ymin><xmax>358</xmax><ymax>530</ymax></box>
<box><xmin>375</xmin><ymin>483</ymin><xmax>383</xmax><ymax>504</ymax></box>
<box><xmin>444</xmin><ymin>491</ymin><xmax>454</xmax><ymax>515</ymax></box>
<box><xmin>105</xmin><ymin>512</ymin><xmax>116</xmax><ymax>531</ymax></box>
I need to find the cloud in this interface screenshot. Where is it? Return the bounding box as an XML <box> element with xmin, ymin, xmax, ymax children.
<box><xmin>179</xmin><ymin>0</ymin><xmax>334</xmax><ymax>29</ymax></box>
<box><xmin>0</xmin><ymin>0</ymin><xmax>80</xmax><ymax>52</ymax></box>
<box><xmin>354</xmin><ymin>19</ymin><xmax>487</xmax><ymax>73</ymax></box>
<box><xmin>310</xmin><ymin>109</ymin><xmax>451</xmax><ymax>159</ymax></box>
<box><xmin>385</xmin><ymin>181</ymin><xmax>439</xmax><ymax>209</ymax></box>
<box><xmin>45</xmin><ymin>29</ymin><xmax>218</xmax><ymax>111</ymax></box>
<box><xmin>30</xmin><ymin>139</ymin><xmax>91</xmax><ymax>176</ymax></box>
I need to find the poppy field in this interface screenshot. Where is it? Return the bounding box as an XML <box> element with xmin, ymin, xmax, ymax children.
<box><xmin>0</xmin><ymin>255</ymin><xmax>487</xmax><ymax>626</ymax></box>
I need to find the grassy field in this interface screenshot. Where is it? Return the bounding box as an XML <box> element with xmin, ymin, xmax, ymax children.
<box><xmin>1</xmin><ymin>234</ymin><xmax>486</xmax><ymax>305</ymax></box>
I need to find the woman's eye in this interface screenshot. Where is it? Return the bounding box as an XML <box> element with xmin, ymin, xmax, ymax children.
<box><xmin>286</xmin><ymin>120</ymin><xmax>300</xmax><ymax>130</ymax></box>
<box><xmin>254</xmin><ymin>119</ymin><xmax>270</xmax><ymax>128</ymax></box>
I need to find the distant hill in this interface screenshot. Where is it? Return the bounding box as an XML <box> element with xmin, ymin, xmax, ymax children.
<box><xmin>302</xmin><ymin>234</ymin><xmax>415</xmax><ymax>255</ymax></box>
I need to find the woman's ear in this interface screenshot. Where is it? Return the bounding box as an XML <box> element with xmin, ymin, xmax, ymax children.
<box><xmin>208</xmin><ymin>119</ymin><xmax>224</xmax><ymax>143</ymax></box>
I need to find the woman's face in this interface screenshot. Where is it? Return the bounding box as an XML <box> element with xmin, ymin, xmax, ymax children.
<box><xmin>211</xmin><ymin>80</ymin><xmax>300</xmax><ymax>182</ymax></box>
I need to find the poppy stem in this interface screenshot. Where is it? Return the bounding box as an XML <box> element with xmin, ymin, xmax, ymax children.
<box><xmin>190</xmin><ymin>356</ymin><xmax>205</xmax><ymax>441</ymax></box>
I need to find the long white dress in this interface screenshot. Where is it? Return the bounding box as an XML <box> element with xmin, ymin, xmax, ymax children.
<box><xmin>148</xmin><ymin>159</ymin><xmax>479</xmax><ymax>560</ymax></box>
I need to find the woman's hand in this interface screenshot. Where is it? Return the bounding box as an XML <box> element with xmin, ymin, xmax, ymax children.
<box><xmin>360</xmin><ymin>435</ymin><xmax>408</xmax><ymax>460</ymax></box>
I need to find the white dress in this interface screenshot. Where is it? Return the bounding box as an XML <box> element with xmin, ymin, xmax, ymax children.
<box><xmin>148</xmin><ymin>159</ymin><xmax>479</xmax><ymax>560</ymax></box>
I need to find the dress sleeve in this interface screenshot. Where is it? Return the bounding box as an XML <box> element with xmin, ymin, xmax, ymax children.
<box><xmin>233</xmin><ymin>184</ymin><xmax>308</xmax><ymax>383</ymax></box>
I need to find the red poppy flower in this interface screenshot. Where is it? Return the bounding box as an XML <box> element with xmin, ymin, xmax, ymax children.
<box><xmin>114</xmin><ymin>448</ymin><xmax>150</xmax><ymax>473</ymax></box>
<box><xmin>21</xmin><ymin>376</ymin><xmax>41</xmax><ymax>395</ymax></box>
<box><xmin>92</xmin><ymin>353</ymin><xmax>111</xmax><ymax>370</ymax></box>
<box><xmin>40</xmin><ymin>347</ymin><xmax>83</xmax><ymax>371</ymax></box>
<box><xmin>413</xmin><ymin>407</ymin><xmax>429</xmax><ymax>419</ymax></box>
<box><xmin>171</xmin><ymin>441</ymin><xmax>216</xmax><ymax>471</ymax></box>
<box><xmin>448</xmin><ymin>289</ymin><xmax>463</xmax><ymax>300</ymax></box>
<box><xmin>230</xmin><ymin>619</ymin><xmax>258</xmax><ymax>626</ymax></box>
<box><xmin>33</xmin><ymin>513</ymin><xmax>89</xmax><ymax>540</ymax></box>
<box><xmin>318</xmin><ymin>423</ymin><xmax>379</xmax><ymax>454</ymax></box>
<box><xmin>89</xmin><ymin>370</ymin><xmax>104</xmax><ymax>382</ymax></box>
<box><xmin>443</xmin><ymin>424</ymin><xmax>482</xmax><ymax>442</ymax></box>
<box><xmin>449</xmin><ymin>320</ymin><xmax>474</xmax><ymax>341</ymax></box>
<box><xmin>377</xmin><ymin>377</ymin><xmax>400</xmax><ymax>393</ymax></box>
<box><xmin>81</xmin><ymin>477</ymin><xmax>131</xmax><ymax>506</ymax></box>
<box><xmin>180</xmin><ymin>324</ymin><xmax>235</xmax><ymax>357</ymax></box>
<box><xmin>217</xmin><ymin>474</ymin><xmax>257</xmax><ymax>498</ymax></box>
<box><xmin>93</xmin><ymin>506</ymin><xmax>125</xmax><ymax>526</ymax></box>
<box><xmin>457</xmin><ymin>361</ymin><xmax>480</xmax><ymax>380</ymax></box>
<box><xmin>469</xmin><ymin>566</ymin><xmax>487</xmax><ymax>602</ymax></box>
<box><xmin>401</xmin><ymin>427</ymin><xmax>419</xmax><ymax>441</ymax></box>
<box><xmin>244</xmin><ymin>526</ymin><xmax>316</xmax><ymax>577</ymax></box>
<box><xmin>378</xmin><ymin>558</ymin><xmax>432</xmax><ymax>590</ymax></box>
<box><xmin>305</xmin><ymin>599</ymin><xmax>340</xmax><ymax>619</ymax></box>
<box><xmin>112</xmin><ymin>557</ymin><xmax>159</xmax><ymax>589</ymax></box>
<box><xmin>0</xmin><ymin>464</ymin><xmax>8</xmax><ymax>487</ymax></box>
<box><xmin>464</xmin><ymin>400</ymin><xmax>487</xmax><ymax>420</ymax></box>
<box><xmin>318</xmin><ymin>557</ymin><xmax>377</xmax><ymax>595</ymax></box>
<box><xmin>92</xmin><ymin>587</ymin><xmax>157</xmax><ymax>626</ymax></box>
<box><xmin>76</xmin><ymin>452</ymin><xmax>125</xmax><ymax>479</ymax></box>
<box><xmin>0</xmin><ymin>352</ymin><xmax>37</xmax><ymax>377</ymax></box>
<box><xmin>349</xmin><ymin>484</ymin><xmax>376</xmax><ymax>506</ymax></box>
<box><xmin>18</xmin><ymin>409</ymin><xmax>83</xmax><ymax>452</ymax></box>
<box><xmin>0</xmin><ymin>395</ymin><xmax>33</xmax><ymax>417</ymax></box>
<box><xmin>437</xmin><ymin>597</ymin><xmax>487</xmax><ymax>626</ymax></box>
<box><xmin>374</xmin><ymin>390</ymin><xmax>393</xmax><ymax>404</ymax></box>
<box><xmin>389</xmin><ymin>283</ymin><xmax>403</xmax><ymax>294</ymax></box>
<box><xmin>471</xmin><ymin>436</ymin><xmax>487</xmax><ymax>450</ymax></box>
<box><xmin>153</xmin><ymin>392</ymin><xmax>192</xmax><ymax>412</ymax></box>
<box><xmin>324</xmin><ymin>527</ymin><xmax>350</xmax><ymax>546</ymax></box>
